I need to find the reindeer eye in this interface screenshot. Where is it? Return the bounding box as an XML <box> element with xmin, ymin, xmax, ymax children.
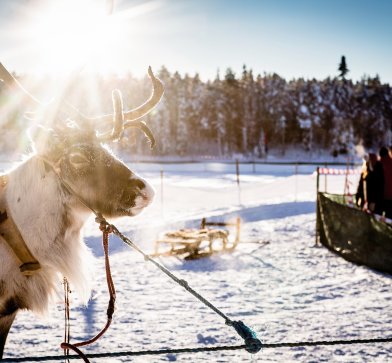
<box><xmin>69</xmin><ymin>152</ymin><xmax>90</xmax><ymax>169</ymax></box>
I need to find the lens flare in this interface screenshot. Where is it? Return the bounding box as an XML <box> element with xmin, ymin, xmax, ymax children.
<box><xmin>24</xmin><ymin>0</ymin><xmax>121</xmax><ymax>75</ymax></box>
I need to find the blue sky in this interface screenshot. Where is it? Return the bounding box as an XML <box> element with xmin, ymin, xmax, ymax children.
<box><xmin>0</xmin><ymin>0</ymin><xmax>391</xmax><ymax>82</ymax></box>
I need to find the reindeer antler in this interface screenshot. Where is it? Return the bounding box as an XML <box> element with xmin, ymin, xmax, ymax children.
<box><xmin>0</xmin><ymin>63</ymin><xmax>163</xmax><ymax>148</ymax></box>
<box><xmin>93</xmin><ymin>66</ymin><xmax>163</xmax><ymax>145</ymax></box>
<box><xmin>97</xmin><ymin>91</ymin><xmax>156</xmax><ymax>147</ymax></box>
<box><xmin>0</xmin><ymin>63</ymin><xmax>83</xmax><ymax>125</ymax></box>
<box><xmin>0</xmin><ymin>63</ymin><xmax>43</xmax><ymax>106</ymax></box>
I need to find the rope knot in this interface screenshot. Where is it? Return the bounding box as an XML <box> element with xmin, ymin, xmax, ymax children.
<box><xmin>99</xmin><ymin>222</ymin><xmax>114</xmax><ymax>234</ymax></box>
<box><xmin>95</xmin><ymin>214</ymin><xmax>115</xmax><ymax>234</ymax></box>
<box><xmin>95</xmin><ymin>214</ymin><xmax>106</xmax><ymax>225</ymax></box>
<box><xmin>230</xmin><ymin>320</ymin><xmax>262</xmax><ymax>354</ymax></box>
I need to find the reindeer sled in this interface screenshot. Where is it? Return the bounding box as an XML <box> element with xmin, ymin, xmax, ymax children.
<box><xmin>153</xmin><ymin>217</ymin><xmax>241</xmax><ymax>260</ymax></box>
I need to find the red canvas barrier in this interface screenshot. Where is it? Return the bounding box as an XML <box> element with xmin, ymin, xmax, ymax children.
<box><xmin>318</xmin><ymin>168</ymin><xmax>360</xmax><ymax>175</ymax></box>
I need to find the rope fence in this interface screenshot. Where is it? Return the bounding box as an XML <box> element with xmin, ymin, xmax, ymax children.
<box><xmin>3</xmin><ymin>337</ymin><xmax>392</xmax><ymax>362</ymax></box>
<box><xmin>123</xmin><ymin>159</ymin><xmax>362</xmax><ymax>166</ymax></box>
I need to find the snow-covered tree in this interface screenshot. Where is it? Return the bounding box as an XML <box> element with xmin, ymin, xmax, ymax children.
<box><xmin>338</xmin><ymin>55</ymin><xmax>349</xmax><ymax>80</ymax></box>
<box><xmin>1</xmin><ymin>66</ymin><xmax>392</xmax><ymax>158</ymax></box>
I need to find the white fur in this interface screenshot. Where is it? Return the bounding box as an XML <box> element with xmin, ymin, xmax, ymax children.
<box><xmin>0</xmin><ymin>156</ymin><xmax>94</xmax><ymax>314</ymax></box>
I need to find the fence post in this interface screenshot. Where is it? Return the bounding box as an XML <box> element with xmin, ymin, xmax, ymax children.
<box><xmin>160</xmin><ymin>169</ymin><xmax>164</xmax><ymax>216</ymax></box>
<box><xmin>235</xmin><ymin>159</ymin><xmax>240</xmax><ymax>187</ymax></box>
<box><xmin>235</xmin><ymin>159</ymin><xmax>241</xmax><ymax>205</ymax></box>
<box><xmin>294</xmin><ymin>162</ymin><xmax>298</xmax><ymax>202</ymax></box>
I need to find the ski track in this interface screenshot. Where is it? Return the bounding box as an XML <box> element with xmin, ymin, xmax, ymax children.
<box><xmin>3</xmin><ymin>163</ymin><xmax>392</xmax><ymax>362</ymax></box>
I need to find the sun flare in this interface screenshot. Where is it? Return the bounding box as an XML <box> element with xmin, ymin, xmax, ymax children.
<box><xmin>25</xmin><ymin>0</ymin><xmax>122</xmax><ymax>75</ymax></box>
<box><xmin>4</xmin><ymin>0</ymin><xmax>164</xmax><ymax>78</ymax></box>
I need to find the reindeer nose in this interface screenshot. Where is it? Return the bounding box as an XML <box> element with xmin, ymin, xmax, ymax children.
<box><xmin>129</xmin><ymin>178</ymin><xmax>145</xmax><ymax>191</ymax></box>
<box><xmin>127</xmin><ymin>176</ymin><xmax>155</xmax><ymax>207</ymax></box>
<box><xmin>128</xmin><ymin>177</ymin><xmax>152</xmax><ymax>201</ymax></box>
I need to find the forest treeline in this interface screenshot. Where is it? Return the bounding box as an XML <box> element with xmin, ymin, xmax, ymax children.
<box><xmin>1</xmin><ymin>65</ymin><xmax>391</xmax><ymax>157</ymax></box>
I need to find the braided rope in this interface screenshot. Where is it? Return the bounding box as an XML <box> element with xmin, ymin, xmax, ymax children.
<box><xmin>99</xmin><ymin>219</ymin><xmax>262</xmax><ymax>353</ymax></box>
<box><xmin>109</xmin><ymin>223</ymin><xmax>231</xmax><ymax>321</ymax></box>
<box><xmin>3</xmin><ymin>337</ymin><xmax>392</xmax><ymax>362</ymax></box>
<box><xmin>60</xmin><ymin>223</ymin><xmax>116</xmax><ymax>362</ymax></box>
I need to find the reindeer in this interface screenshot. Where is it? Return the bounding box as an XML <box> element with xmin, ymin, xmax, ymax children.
<box><xmin>0</xmin><ymin>63</ymin><xmax>164</xmax><ymax>357</ymax></box>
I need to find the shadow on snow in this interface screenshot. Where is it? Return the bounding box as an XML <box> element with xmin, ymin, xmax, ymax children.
<box><xmin>85</xmin><ymin>201</ymin><xmax>315</xmax><ymax>258</ymax></box>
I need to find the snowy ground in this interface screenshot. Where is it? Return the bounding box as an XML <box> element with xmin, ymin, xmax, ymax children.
<box><xmin>3</xmin><ymin>162</ymin><xmax>392</xmax><ymax>362</ymax></box>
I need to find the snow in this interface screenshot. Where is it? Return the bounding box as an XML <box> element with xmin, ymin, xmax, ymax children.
<box><xmin>3</xmin><ymin>162</ymin><xmax>392</xmax><ymax>362</ymax></box>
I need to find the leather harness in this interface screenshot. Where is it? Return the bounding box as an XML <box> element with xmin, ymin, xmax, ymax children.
<box><xmin>0</xmin><ymin>174</ymin><xmax>41</xmax><ymax>276</ymax></box>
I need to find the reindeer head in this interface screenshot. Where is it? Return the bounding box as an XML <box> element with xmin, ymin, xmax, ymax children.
<box><xmin>0</xmin><ymin>63</ymin><xmax>164</xmax><ymax>218</ymax></box>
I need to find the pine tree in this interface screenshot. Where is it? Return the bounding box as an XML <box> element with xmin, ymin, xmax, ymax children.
<box><xmin>338</xmin><ymin>55</ymin><xmax>349</xmax><ymax>80</ymax></box>
<box><xmin>223</xmin><ymin>68</ymin><xmax>242</xmax><ymax>154</ymax></box>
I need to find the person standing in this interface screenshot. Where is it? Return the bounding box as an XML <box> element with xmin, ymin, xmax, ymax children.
<box><xmin>356</xmin><ymin>153</ymin><xmax>383</xmax><ymax>213</ymax></box>
<box><xmin>379</xmin><ymin>146</ymin><xmax>392</xmax><ymax>218</ymax></box>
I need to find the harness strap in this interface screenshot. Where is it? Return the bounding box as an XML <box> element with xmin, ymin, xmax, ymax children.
<box><xmin>0</xmin><ymin>174</ymin><xmax>41</xmax><ymax>276</ymax></box>
<box><xmin>60</xmin><ymin>223</ymin><xmax>116</xmax><ymax>363</ymax></box>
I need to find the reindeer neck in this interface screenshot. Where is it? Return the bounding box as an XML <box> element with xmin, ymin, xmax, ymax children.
<box><xmin>3</xmin><ymin>156</ymin><xmax>93</xmax><ymax>302</ymax></box>
<box><xmin>5</xmin><ymin>156</ymin><xmax>89</xmax><ymax>258</ymax></box>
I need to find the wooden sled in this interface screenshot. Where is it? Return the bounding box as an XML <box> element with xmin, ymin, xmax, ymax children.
<box><xmin>152</xmin><ymin>217</ymin><xmax>241</xmax><ymax>260</ymax></box>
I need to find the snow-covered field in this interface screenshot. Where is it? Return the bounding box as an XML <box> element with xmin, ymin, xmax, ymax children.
<box><xmin>3</xmin><ymin>162</ymin><xmax>392</xmax><ymax>362</ymax></box>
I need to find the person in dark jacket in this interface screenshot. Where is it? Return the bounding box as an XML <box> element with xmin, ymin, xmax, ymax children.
<box><xmin>356</xmin><ymin>153</ymin><xmax>383</xmax><ymax>213</ymax></box>
<box><xmin>379</xmin><ymin>146</ymin><xmax>392</xmax><ymax>218</ymax></box>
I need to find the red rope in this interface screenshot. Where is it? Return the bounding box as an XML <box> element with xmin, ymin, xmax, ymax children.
<box><xmin>60</xmin><ymin>223</ymin><xmax>116</xmax><ymax>362</ymax></box>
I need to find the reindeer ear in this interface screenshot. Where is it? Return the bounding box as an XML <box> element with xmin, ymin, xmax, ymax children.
<box><xmin>28</xmin><ymin>125</ymin><xmax>63</xmax><ymax>160</ymax></box>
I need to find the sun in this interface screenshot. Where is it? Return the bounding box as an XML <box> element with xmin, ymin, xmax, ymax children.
<box><xmin>25</xmin><ymin>0</ymin><xmax>121</xmax><ymax>75</ymax></box>
<box><xmin>4</xmin><ymin>0</ymin><xmax>165</xmax><ymax>78</ymax></box>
